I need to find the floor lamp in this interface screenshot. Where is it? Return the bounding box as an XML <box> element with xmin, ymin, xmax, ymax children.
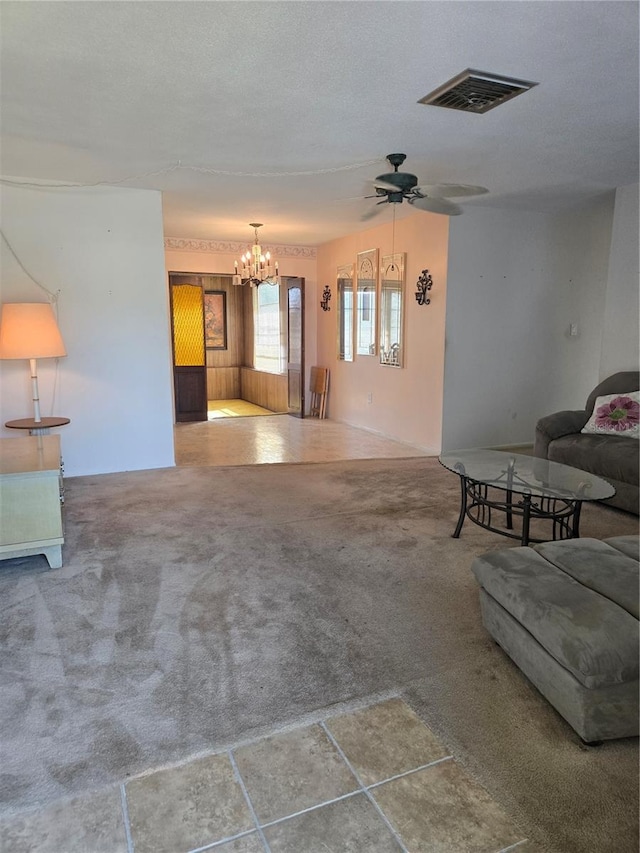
<box><xmin>0</xmin><ymin>302</ymin><xmax>69</xmax><ymax>433</ymax></box>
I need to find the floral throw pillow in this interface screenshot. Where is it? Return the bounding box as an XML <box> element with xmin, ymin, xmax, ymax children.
<box><xmin>581</xmin><ymin>391</ymin><xmax>640</xmax><ymax>439</ymax></box>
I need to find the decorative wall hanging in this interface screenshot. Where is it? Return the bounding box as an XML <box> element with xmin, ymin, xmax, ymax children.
<box><xmin>320</xmin><ymin>285</ymin><xmax>331</xmax><ymax>311</ymax></box>
<box><xmin>415</xmin><ymin>269</ymin><xmax>433</xmax><ymax>305</ymax></box>
<box><xmin>204</xmin><ymin>290</ymin><xmax>227</xmax><ymax>349</ymax></box>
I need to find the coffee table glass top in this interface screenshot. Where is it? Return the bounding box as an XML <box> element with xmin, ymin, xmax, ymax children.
<box><xmin>439</xmin><ymin>449</ymin><xmax>615</xmax><ymax>502</ymax></box>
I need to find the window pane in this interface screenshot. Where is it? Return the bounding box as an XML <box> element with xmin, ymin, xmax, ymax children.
<box><xmin>356</xmin><ymin>281</ymin><xmax>376</xmax><ymax>355</ymax></box>
<box><xmin>288</xmin><ymin>286</ymin><xmax>302</xmax><ymax>364</ymax></box>
<box><xmin>338</xmin><ymin>277</ymin><xmax>354</xmax><ymax>361</ymax></box>
<box><xmin>171</xmin><ymin>284</ymin><xmax>204</xmax><ymax>366</ymax></box>
<box><xmin>254</xmin><ymin>284</ymin><xmax>283</xmax><ymax>374</ymax></box>
<box><xmin>379</xmin><ymin>253</ymin><xmax>404</xmax><ymax>368</ymax></box>
<box><xmin>356</xmin><ymin>250</ymin><xmax>378</xmax><ymax>356</ymax></box>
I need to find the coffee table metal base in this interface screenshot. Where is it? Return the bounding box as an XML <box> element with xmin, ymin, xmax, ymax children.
<box><xmin>453</xmin><ymin>475</ymin><xmax>582</xmax><ymax>546</ymax></box>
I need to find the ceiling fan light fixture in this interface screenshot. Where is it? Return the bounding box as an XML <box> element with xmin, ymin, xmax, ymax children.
<box><xmin>418</xmin><ymin>68</ymin><xmax>538</xmax><ymax>114</ymax></box>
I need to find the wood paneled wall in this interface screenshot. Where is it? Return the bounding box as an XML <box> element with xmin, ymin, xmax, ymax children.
<box><xmin>241</xmin><ymin>368</ymin><xmax>288</xmax><ymax>413</ymax></box>
<box><xmin>205</xmin><ymin>276</ymin><xmax>244</xmax><ymax>367</ymax></box>
<box><xmin>206</xmin><ymin>366</ymin><xmax>240</xmax><ymax>399</ymax></box>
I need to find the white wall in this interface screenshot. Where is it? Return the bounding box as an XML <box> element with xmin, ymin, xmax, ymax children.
<box><xmin>441</xmin><ymin>196</ymin><xmax>615</xmax><ymax>450</ymax></box>
<box><xmin>0</xmin><ymin>183</ymin><xmax>175</xmax><ymax>476</ymax></box>
<box><xmin>600</xmin><ymin>183</ymin><xmax>639</xmax><ymax>378</ymax></box>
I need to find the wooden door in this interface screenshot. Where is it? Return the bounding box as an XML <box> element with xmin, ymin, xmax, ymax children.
<box><xmin>286</xmin><ymin>278</ymin><xmax>304</xmax><ymax>417</ymax></box>
<box><xmin>169</xmin><ymin>280</ymin><xmax>207</xmax><ymax>422</ymax></box>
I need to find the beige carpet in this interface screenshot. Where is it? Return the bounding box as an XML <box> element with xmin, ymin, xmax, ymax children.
<box><xmin>0</xmin><ymin>457</ymin><xmax>637</xmax><ymax>852</ymax></box>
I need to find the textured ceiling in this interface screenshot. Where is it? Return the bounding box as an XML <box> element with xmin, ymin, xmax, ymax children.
<box><xmin>1</xmin><ymin>1</ymin><xmax>638</xmax><ymax>246</ymax></box>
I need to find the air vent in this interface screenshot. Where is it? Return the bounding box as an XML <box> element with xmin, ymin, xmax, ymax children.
<box><xmin>418</xmin><ymin>69</ymin><xmax>538</xmax><ymax>114</ymax></box>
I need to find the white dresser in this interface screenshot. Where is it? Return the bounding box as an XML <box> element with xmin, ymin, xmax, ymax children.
<box><xmin>0</xmin><ymin>435</ymin><xmax>64</xmax><ymax>569</ymax></box>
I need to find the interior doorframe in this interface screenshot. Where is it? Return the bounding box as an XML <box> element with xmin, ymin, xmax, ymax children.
<box><xmin>168</xmin><ymin>271</ymin><xmax>305</xmax><ymax>421</ymax></box>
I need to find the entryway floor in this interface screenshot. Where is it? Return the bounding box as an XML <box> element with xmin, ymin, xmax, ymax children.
<box><xmin>208</xmin><ymin>399</ymin><xmax>276</xmax><ymax>419</ymax></box>
<box><xmin>1</xmin><ymin>698</ymin><xmax>535</xmax><ymax>853</ymax></box>
<box><xmin>175</xmin><ymin>416</ymin><xmax>431</xmax><ymax>467</ymax></box>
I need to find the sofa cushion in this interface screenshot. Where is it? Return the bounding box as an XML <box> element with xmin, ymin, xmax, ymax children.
<box><xmin>605</xmin><ymin>535</ymin><xmax>640</xmax><ymax>562</ymax></box>
<box><xmin>534</xmin><ymin>538</ymin><xmax>639</xmax><ymax>619</ymax></box>
<box><xmin>581</xmin><ymin>392</ymin><xmax>639</xmax><ymax>439</ymax></box>
<box><xmin>547</xmin><ymin>433</ymin><xmax>639</xmax><ymax>486</ymax></box>
<box><xmin>471</xmin><ymin>546</ymin><xmax>639</xmax><ymax>689</ymax></box>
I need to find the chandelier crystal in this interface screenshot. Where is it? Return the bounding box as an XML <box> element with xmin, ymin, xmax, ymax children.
<box><xmin>233</xmin><ymin>223</ymin><xmax>280</xmax><ymax>286</ymax></box>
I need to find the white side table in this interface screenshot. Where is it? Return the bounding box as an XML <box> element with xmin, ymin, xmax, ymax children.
<box><xmin>0</xmin><ymin>435</ymin><xmax>64</xmax><ymax>569</ymax></box>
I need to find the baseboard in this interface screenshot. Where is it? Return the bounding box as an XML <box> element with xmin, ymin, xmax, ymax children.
<box><xmin>488</xmin><ymin>443</ymin><xmax>535</xmax><ymax>456</ymax></box>
<box><xmin>331</xmin><ymin>417</ymin><xmax>438</xmax><ymax>456</ymax></box>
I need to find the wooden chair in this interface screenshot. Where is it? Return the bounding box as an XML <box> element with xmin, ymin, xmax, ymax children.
<box><xmin>309</xmin><ymin>367</ymin><xmax>329</xmax><ymax>419</ymax></box>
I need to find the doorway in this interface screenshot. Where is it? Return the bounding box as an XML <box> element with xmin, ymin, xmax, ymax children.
<box><xmin>169</xmin><ymin>272</ymin><xmax>305</xmax><ymax>422</ymax></box>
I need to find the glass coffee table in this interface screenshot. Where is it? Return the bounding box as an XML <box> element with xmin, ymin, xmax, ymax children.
<box><xmin>439</xmin><ymin>449</ymin><xmax>615</xmax><ymax>546</ymax></box>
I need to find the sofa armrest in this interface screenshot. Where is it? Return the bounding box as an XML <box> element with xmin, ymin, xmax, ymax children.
<box><xmin>534</xmin><ymin>410</ymin><xmax>589</xmax><ymax>458</ymax></box>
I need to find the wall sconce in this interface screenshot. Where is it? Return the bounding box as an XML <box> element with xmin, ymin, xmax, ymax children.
<box><xmin>320</xmin><ymin>285</ymin><xmax>331</xmax><ymax>311</ymax></box>
<box><xmin>415</xmin><ymin>269</ymin><xmax>433</xmax><ymax>306</ymax></box>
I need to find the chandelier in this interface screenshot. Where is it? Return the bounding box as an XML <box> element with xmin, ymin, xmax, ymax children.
<box><xmin>233</xmin><ymin>223</ymin><xmax>280</xmax><ymax>286</ymax></box>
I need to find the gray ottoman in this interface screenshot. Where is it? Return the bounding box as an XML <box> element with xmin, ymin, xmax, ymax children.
<box><xmin>472</xmin><ymin>536</ymin><xmax>639</xmax><ymax>743</ymax></box>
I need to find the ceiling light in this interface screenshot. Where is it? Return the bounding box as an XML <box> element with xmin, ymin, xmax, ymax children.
<box><xmin>233</xmin><ymin>223</ymin><xmax>280</xmax><ymax>287</ymax></box>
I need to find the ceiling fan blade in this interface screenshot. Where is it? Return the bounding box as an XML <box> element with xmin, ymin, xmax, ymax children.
<box><xmin>414</xmin><ymin>183</ymin><xmax>489</xmax><ymax>198</ymax></box>
<box><xmin>361</xmin><ymin>202</ymin><xmax>387</xmax><ymax>221</ymax></box>
<box><xmin>408</xmin><ymin>196</ymin><xmax>463</xmax><ymax>216</ymax></box>
<box><xmin>372</xmin><ymin>179</ymin><xmax>399</xmax><ymax>192</ymax></box>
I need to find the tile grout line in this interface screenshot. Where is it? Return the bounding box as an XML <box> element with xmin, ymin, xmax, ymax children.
<box><xmin>497</xmin><ymin>839</ymin><xmax>531</xmax><ymax>852</ymax></box>
<box><xmin>119</xmin><ymin>784</ymin><xmax>135</xmax><ymax>853</ymax></box>
<box><xmin>228</xmin><ymin>749</ymin><xmax>272</xmax><ymax>853</ymax></box>
<box><xmin>366</xmin><ymin>754</ymin><xmax>454</xmax><ymax>789</ymax></box>
<box><xmin>257</xmin><ymin>788</ymin><xmax>363</xmax><ymax>830</ymax></box>
<box><xmin>187</xmin><ymin>827</ymin><xmax>262</xmax><ymax>853</ymax></box>
<box><xmin>319</xmin><ymin>720</ymin><xmax>410</xmax><ymax>853</ymax></box>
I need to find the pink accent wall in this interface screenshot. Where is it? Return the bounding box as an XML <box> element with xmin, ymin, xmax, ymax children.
<box><xmin>316</xmin><ymin>211</ymin><xmax>449</xmax><ymax>453</ymax></box>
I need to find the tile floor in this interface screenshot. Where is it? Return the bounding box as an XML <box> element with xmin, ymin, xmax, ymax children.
<box><xmin>174</xmin><ymin>414</ymin><xmax>432</xmax><ymax>467</ymax></box>
<box><xmin>1</xmin><ymin>699</ymin><xmax>536</xmax><ymax>853</ymax></box>
<box><xmin>208</xmin><ymin>400</ymin><xmax>274</xmax><ymax>419</ymax></box>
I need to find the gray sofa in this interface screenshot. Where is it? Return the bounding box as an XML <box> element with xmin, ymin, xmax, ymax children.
<box><xmin>472</xmin><ymin>536</ymin><xmax>639</xmax><ymax>743</ymax></box>
<box><xmin>534</xmin><ymin>371</ymin><xmax>639</xmax><ymax>515</ymax></box>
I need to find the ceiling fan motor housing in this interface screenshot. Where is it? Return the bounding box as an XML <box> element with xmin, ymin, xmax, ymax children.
<box><xmin>375</xmin><ymin>171</ymin><xmax>418</xmax><ymax>197</ymax></box>
<box><xmin>376</xmin><ymin>153</ymin><xmax>418</xmax><ymax>200</ymax></box>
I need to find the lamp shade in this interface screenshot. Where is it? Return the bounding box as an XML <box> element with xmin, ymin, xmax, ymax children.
<box><xmin>0</xmin><ymin>302</ymin><xmax>67</xmax><ymax>360</ymax></box>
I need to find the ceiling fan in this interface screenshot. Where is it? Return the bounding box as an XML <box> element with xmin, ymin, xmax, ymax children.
<box><xmin>363</xmin><ymin>153</ymin><xmax>488</xmax><ymax>219</ymax></box>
